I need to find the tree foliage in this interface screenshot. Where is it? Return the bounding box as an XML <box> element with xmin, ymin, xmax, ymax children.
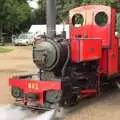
<box><xmin>34</xmin><ymin>0</ymin><xmax>117</xmax><ymax>24</ymax></box>
<box><xmin>30</xmin><ymin>0</ymin><xmax>46</xmax><ymax>24</ymax></box>
<box><xmin>0</xmin><ymin>0</ymin><xmax>31</xmax><ymax>39</ymax></box>
<box><xmin>0</xmin><ymin>0</ymin><xmax>119</xmax><ymax>41</ymax></box>
<box><xmin>82</xmin><ymin>0</ymin><xmax>115</xmax><ymax>5</ymax></box>
<box><xmin>57</xmin><ymin>0</ymin><xmax>116</xmax><ymax>22</ymax></box>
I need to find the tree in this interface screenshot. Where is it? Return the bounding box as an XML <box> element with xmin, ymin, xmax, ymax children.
<box><xmin>31</xmin><ymin>0</ymin><xmax>46</xmax><ymax>24</ymax></box>
<box><xmin>34</xmin><ymin>0</ymin><xmax>117</xmax><ymax>24</ymax></box>
<box><xmin>57</xmin><ymin>0</ymin><xmax>73</xmax><ymax>23</ymax></box>
<box><xmin>33</xmin><ymin>0</ymin><xmax>75</xmax><ymax>24</ymax></box>
<box><xmin>0</xmin><ymin>0</ymin><xmax>31</xmax><ymax>42</ymax></box>
<box><xmin>82</xmin><ymin>0</ymin><xmax>115</xmax><ymax>5</ymax></box>
<box><xmin>57</xmin><ymin>0</ymin><xmax>116</xmax><ymax>23</ymax></box>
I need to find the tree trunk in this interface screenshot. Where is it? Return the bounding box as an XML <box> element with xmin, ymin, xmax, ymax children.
<box><xmin>0</xmin><ymin>23</ymin><xmax>4</xmax><ymax>46</ymax></box>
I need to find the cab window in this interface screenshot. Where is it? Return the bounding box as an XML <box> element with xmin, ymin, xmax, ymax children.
<box><xmin>72</xmin><ymin>14</ymin><xmax>84</xmax><ymax>27</ymax></box>
<box><xmin>95</xmin><ymin>12</ymin><xmax>108</xmax><ymax>27</ymax></box>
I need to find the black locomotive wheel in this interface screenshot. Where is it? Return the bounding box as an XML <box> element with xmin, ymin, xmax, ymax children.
<box><xmin>65</xmin><ymin>95</ymin><xmax>79</xmax><ymax>106</ymax></box>
<box><xmin>115</xmin><ymin>80</ymin><xmax>120</xmax><ymax>89</ymax></box>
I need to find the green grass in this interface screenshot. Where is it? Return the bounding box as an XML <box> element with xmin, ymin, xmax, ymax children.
<box><xmin>0</xmin><ymin>47</ymin><xmax>14</xmax><ymax>53</ymax></box>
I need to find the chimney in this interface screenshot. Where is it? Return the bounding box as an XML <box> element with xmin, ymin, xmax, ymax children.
<box><xmin>46</xmin><ymin>0</ymin><xmax>56</xmax><ymax>38</ymax></box>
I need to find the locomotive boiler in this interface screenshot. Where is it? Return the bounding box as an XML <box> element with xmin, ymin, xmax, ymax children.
<box><xmin>9</xmin><ymin>1</ymin><xmax>120</xmax><ymax>110</ymax></box>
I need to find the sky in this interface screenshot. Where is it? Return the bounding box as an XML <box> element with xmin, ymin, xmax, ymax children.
<box><xmin>27</xmin><ymin>0</ymin><xmax>39</xmax><ymax>9</ymax></box>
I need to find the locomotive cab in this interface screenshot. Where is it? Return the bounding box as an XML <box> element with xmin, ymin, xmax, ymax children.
<box><xmin>70</xmin><ymin>5</ymin><xmax>118</xmax><ymax>76</ymax></box>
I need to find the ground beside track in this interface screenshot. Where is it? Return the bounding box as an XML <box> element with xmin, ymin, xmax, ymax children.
<box><xmin>0</xmin><ymin>46</ymin><xmax>120</xmax><ymax>120</ymax></box>
<box><xmin>0</xmin><ymin>46</ymin><xmax>36</xmax><ymax>104</ymax></box>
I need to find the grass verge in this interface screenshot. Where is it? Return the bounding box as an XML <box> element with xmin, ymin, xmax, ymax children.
<box><xmin>0</xmin><ymin>47</ymin><xmax>14</xmax><ymax>53</ymax></box>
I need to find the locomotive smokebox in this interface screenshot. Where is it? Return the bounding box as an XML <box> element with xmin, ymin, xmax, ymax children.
<box><xmin>46</xmin><ymin>0</ymin><xmax>56</xmax><ymax>38</ymax></box>
<box><xmin>33</xmin><ymin>0</ymin><xmax>68</xmax><ymax>74</ymax></box>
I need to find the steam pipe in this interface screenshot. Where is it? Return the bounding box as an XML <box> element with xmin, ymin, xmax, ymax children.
<box><xmin>46</xmin><ymin>0</ymin><xmax>56</xmax><ymax>38</ymax></box>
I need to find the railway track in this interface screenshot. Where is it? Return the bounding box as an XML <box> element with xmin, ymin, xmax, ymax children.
<box><xmin>64</xmin><ymin>88</ymin><xmax>120</xmax><ymax>120</ymax></box>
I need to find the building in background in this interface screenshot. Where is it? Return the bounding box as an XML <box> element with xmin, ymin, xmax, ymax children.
<box><xmin>28</xmin><ymin>24</ymin><xmax>70</xmax><ymax>39</ymax></box>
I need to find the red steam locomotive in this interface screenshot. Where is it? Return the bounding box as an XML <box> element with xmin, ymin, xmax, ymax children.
<box><xmin>9</xmin><ymin>3</ymin><xmax>120</xmax><ymax>109</ymax></box>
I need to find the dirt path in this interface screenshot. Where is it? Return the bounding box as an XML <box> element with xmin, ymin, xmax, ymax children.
<box><xmin>1</xmin><ymin>46</ymin><xmax>120</xmax><ymax>120</ymax></box>
<box><xmin>65</xmin><ymin>90</ymin><xmax>120</xmax><ymax>120</ymax></box>
<box><xmin>0</xmin><ymin>46</ymin><xmax>36</xmax><ymax>104</ymax></box>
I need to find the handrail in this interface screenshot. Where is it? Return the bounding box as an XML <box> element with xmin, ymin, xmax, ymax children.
<box><xmin>71</xmin><ymin>37</ymin><xmax>102</xmax><ymax>40</ymax></box>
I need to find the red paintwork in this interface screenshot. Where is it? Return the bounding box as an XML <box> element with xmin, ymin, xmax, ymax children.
<box><xmin>9</xmin><ymin>78</ymin><xmax>61</xmax><ymax>104</ymax></box>
<box><xmin>70</xmin><ymin>5</ymin><xmax>118</xmax><ymax>76</ymax></box>
<box><xmin>79</xmin><ymin>39</ymin><xmax>101</xmax><ymax>61</ymax></box>
<box><xmin>9</xmin><ymin>77</ymin><xmax>98</xmax><ymax>105</ymax></box>
<box><xmin>80</xmin><ymin>90</ymin><xmax>97</xmax><ymax>95</ymax></box>
<box><xmin>118</xmin><ymin>35</ymin><xmax>120</xmax><ymax>72</ymax></box>
<box><xmin>70</xmin><ymin>5</ymin><xmax>113</xmax><ymax>47</ymax></box>
<box><xmin>70</xmin><ymin>25</ymin><xmax>103</xmax><ymax>62</ymax></box>
<box><xmin>99</xmin><ymin>49</ymin><xmax>108</xmax><ymax>74</ymax></box>
<box><xmin>107</xmin><ymin>9</ymin><xmax>118</xmax><ymax>75</ymax></box>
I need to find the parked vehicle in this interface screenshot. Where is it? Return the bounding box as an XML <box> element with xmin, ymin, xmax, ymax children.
<box><xmin>14</xmin><ymin>33</ymin><xmax>34</xmax><ymax>46</ymax></box>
